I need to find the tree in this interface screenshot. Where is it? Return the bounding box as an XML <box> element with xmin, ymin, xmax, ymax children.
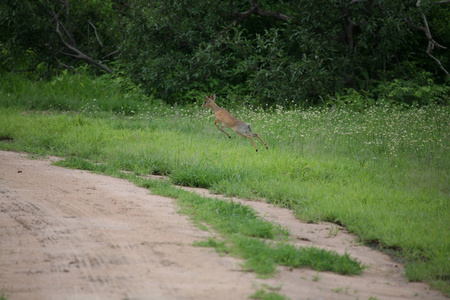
<box><xmin>120</xmin><ymin>0</ymin><xmax>449</xmax><ymax>105</ymax></box>
<box><xmin>2</xmin><ymin>0</ymin><xmax>448</xmax><ymax>105</ymax></box>
<box><xmin>0</xmin><ymin>0</ymin><xmax>123</xmax><ymax>75</ymax></box>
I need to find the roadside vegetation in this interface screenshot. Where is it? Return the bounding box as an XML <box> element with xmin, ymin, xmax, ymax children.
<box><xmin>0</xmin><ymin>72</ymin><xmax>448</xmax><ymax>296</ymax></box>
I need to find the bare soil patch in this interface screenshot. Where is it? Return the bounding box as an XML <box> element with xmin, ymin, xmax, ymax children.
<box><xmin>0</xmin><ymin>150</ymin><xmax>445</xmax><ymax>300</ymax></box>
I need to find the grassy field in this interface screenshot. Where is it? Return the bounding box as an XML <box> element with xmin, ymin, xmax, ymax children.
<box><xmin>0</xmin><ymin>73</ymin><xmax>449</xmax><ymax>295</ymax></box>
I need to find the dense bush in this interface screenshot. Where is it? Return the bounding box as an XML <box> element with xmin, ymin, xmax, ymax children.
<box><xmin>1</xmin><ymin>0</ymin><xmax>449</xmax><ymax>106</ymax></box>
<box><xmin>120</xmin><ymin>0</ymin><xmax>450</xmax><ymax>106</ymax></box>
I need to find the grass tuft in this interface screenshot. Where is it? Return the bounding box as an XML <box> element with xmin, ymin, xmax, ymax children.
<box><xmin>250</xmin><ymin>288</ymin><xmax>289</xmax><ymax>300</ymax></box>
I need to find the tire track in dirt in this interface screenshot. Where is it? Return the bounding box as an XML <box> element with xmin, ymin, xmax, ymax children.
<box><xmin>0</xmin><ymin>150</ymin><xmax>446</xmax><ymax>300</ymax></box>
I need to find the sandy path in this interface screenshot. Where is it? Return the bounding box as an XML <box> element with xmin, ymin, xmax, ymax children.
<box><xmin>0</xmin><ymin>150</ymin><xmax>445</xmax><ymax>300</ymax></box>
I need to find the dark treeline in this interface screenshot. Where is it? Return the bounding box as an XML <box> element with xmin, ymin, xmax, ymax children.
<box><xmin>1</xmin><ymin>0</ymin><xmax>449</xmax><ymax>106</ymax></box>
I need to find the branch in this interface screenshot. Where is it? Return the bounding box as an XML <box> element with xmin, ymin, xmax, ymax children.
<box><xmin>89</xmin><ymin>20</ymin><xmax>104</xmax><ymax>48</ymax></box>
<box><xmin>102</xmin><ymin>50</ymin><xmax>120</xmax><ymax>60</ymax></box>
<box><xmin>426</xmin><ymin>50</ymin><xmax>449</xmax><ymax>76</ymax></box>
<box><xmin>62</xmin><ymin>0</ymin><xmax>76</xmax><ymax>47</ymax></box>
<box><xmin>253</xmin><ymin>6</ymin><xmax>292</xmax><ymax>21</ymax></box>
<box><xmin>234</xmin><ymin>0</ymin><xmax>292</xmax><ymax>23</ymax></box>
<box><xmin>55</xmin><ymin>56</ymin><xmax>75</xmax><ymax>72</ymax></box>
<box><xmin>47</xmin><ymin>0</ymin><xmax>113</xmax><ymax>73</ymax></box>
<box><xmin>412</xmin><ymin>1</ymin><xmax>450</xmax><ymax>76</ymax></box>
<box><xmin>55</xmin><ymin>21</ymin><xmax>113</xmax><ymax>73</ymax></box>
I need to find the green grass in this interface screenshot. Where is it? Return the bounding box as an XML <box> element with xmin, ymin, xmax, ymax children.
<box><xmin>250</xmin><ymin>286</ymin><xmax>289</xmax><ymax>300</ymax></box>
<box><xmin>0</xmin><ymin>73</ymin><xmax>448</xmax><ymax>295</ymax></box>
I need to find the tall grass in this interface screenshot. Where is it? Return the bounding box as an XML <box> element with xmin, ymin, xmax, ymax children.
<box><xmin>0</xmin><ymin>73</ymin><xmax>448</xmax><ymax>294</ymax></box>
<box><xmin>0</xmin><ymin>71</ymin><xmax>153</xmax><ymax>113</ymax></box>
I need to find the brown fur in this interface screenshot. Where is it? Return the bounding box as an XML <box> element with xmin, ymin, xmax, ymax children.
<box><xmin>202</xmin><ymin>94</ymin><xmax>268</xmax><ymax>152</ymax></box>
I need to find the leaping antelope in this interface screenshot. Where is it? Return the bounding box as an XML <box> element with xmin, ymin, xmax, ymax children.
<box><xmin>202</xmin><ymin>94</ymin><xmax>268</xmax><ymax>152</ymax></box>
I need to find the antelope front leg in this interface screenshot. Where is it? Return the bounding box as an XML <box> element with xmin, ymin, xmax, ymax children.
<box><xmin>248</xmin><ymin>136</ymin><xmax>259</xmax><ymax>152</ymax></box>
<box><xmin>214</xmin><ymin>121</ymin><xmax>231</xmax><ymax>139</ymax></box>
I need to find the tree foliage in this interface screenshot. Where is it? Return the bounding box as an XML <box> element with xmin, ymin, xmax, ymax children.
<box><xmin>1</xmin><ymin>0</ymin><xmax>449</xmax><ymax>105</ymax></box>
<box><xmin>0</xmin><ymin>0</ymin><xmax>123</xmax><ymax>75</ymax></box>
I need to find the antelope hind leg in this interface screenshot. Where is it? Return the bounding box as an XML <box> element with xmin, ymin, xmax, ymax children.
<box><xmin>254</xmin><ymin>133</ymin><xmax>268</xmax><ymax>149</ymax></box>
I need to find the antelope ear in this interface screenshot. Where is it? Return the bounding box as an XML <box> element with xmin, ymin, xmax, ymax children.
<box><xmin>212</xmin><ymin>94</ymin><xmax>216</xmax><ymax>101</ymax></box>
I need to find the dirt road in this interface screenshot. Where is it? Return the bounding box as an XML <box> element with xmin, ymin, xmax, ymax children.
<box><xmin>0</xmin><ymin>150</ymin><xmax>445</xmax><ymax>300</ymax></box>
